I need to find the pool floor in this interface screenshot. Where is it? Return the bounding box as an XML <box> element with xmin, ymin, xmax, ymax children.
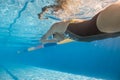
<box><xmin>0</xmin><ymin>64</ymin><xmax>105</xmax><ymax>80</ymax></box>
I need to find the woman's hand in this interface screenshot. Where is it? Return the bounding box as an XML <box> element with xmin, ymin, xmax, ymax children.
<box><xmin>40</xmin><ymin>21</ymin><xmax>70</xmax><ymax>44</ymax></box>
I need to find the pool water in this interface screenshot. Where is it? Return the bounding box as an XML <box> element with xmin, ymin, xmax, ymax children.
<box><xmin>0</xmin><ymin>0</ymin><xmax>120</xmax><ymax>80</ymax></box>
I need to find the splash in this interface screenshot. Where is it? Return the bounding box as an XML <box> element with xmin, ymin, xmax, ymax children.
<box><xmin>38</xmin><ymin>0</ymin><xmax>81</xmax><ymax>20</ymax></box>
<box><xmin>38</xmin><ymin>0</ymin><xmax>118</xmax><ymax>20</ymax></box>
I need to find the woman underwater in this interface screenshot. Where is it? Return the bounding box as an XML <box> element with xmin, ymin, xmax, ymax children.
<box><xmin>39</xmin><ymin>0</ymin><xmax>120</xmax><ymax>44</ymax></box>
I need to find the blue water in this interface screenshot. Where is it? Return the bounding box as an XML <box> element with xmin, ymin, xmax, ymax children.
<box><xmin>0</xmin><ymin>0</ymin><xmax>120</xmax><ymax>80</ymax></box>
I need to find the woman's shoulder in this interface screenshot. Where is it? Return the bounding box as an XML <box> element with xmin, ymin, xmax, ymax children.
<box><xmin>96</xmin><ymin>1</ymin><xmax>120</xmax><ymax>33</ymax></box>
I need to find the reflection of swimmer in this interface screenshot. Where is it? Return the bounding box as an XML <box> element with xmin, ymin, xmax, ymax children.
<box><xmin>40</xmin><ymin>1</ymin><xmax>120</xmax><ymax>44</ymax></box>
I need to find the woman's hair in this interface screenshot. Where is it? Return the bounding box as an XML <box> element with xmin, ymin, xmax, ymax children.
<box><xmin>38</xmin><ymin>0</ymin><xmax>81</xmax><ymax>20</ymax></box>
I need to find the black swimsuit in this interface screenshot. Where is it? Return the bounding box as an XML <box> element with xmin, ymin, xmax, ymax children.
<box><xmin>65</xmin><ymin>13</ymin><xmax>120</xmax><ymax>42</ymax></box>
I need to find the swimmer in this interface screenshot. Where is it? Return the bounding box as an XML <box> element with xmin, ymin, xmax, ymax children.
<box><xmin>40</xmin><ymin>1</ymin><xmax>120</xmax><ymax>44</ymax></box>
